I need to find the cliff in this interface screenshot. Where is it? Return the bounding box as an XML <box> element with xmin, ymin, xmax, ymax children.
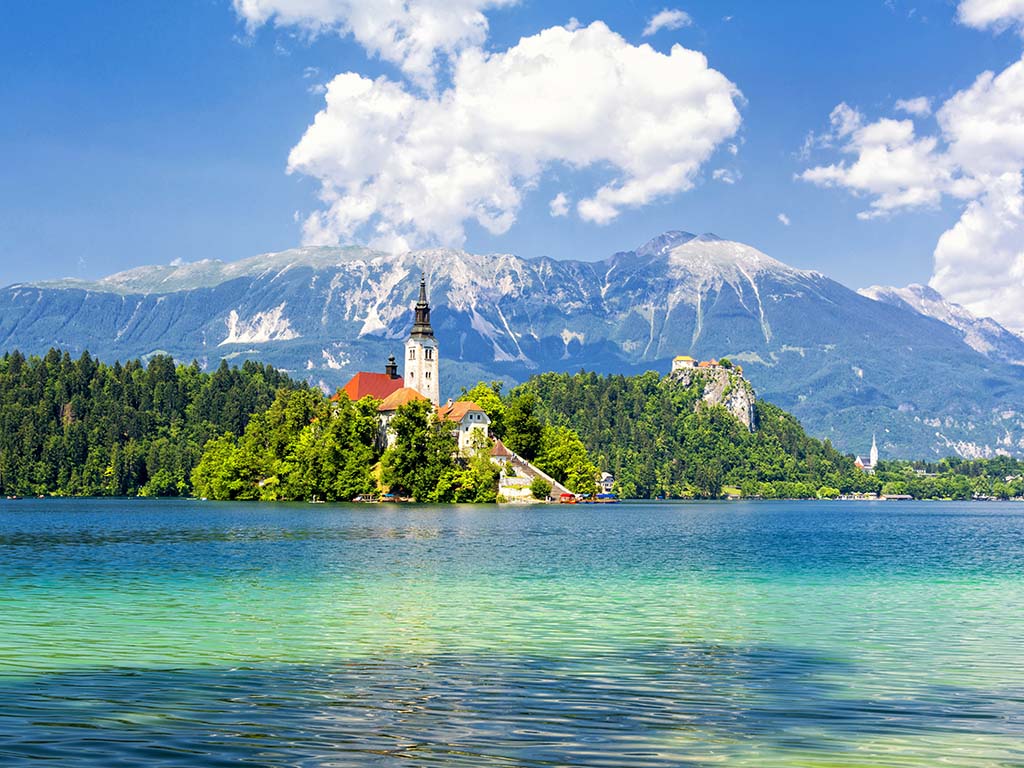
<box><xmin>667</xmin><ymin>366</ymin><xmax>757</xmax><ymax>430</ymax></box>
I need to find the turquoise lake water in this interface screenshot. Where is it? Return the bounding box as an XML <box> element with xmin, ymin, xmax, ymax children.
<box><xmin>1</xmin><ymin>498</ymin><xmax>1022</xmax><ymax>766</ymax></box>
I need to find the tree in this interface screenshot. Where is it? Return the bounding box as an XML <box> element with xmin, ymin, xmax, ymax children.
<box><xmin>530</xmin><ymin>477</ymin><xmax>552</xmax><ymax>500</ymax></box>
<box><xmin>504</xmin><ymin>392</ymin><xmax>544</xmax><ymax>460</ymax></box>
<box><xmin>536</xmin><ymin>425</ymin><xmax>597</xmax><ymax>495</ymax></box>
<box><xmin>382</xmin><ymin>399</ymin><xmax>457</xmax><ymax>501</ymax></box>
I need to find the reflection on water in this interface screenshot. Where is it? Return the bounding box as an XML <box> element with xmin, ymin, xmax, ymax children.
<box><xmin>0</xmin><ymin>498</ymin><xmax>1023</xmax><ymax>766</ymax></box>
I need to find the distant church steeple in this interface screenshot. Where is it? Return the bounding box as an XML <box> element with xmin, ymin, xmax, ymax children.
<box><xmin>404</xmin><ymin>274</ymin><xmax>440</xmax><ymax>406</ymax></box>
<box><xmin>870</xmin><ymin>434</ymin><xmax>879</xmax><ymax>468</ymax></box>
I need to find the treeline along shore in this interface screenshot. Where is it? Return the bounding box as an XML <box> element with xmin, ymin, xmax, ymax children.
<box><xmin>2</xmin><ymin>348</ymin><xmax>1024</xmax><ymax>502</ymax></box>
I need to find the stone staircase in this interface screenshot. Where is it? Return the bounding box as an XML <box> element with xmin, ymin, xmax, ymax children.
<box><xmin>498</xmin><ymin>450</ymin><xmax>572</xmax><ymax>502</ymax></box>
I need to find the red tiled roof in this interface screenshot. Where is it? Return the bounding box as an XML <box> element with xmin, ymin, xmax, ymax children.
<box><xmin>438</xmin><ymin>400</ymin><xmax>486</xmax><ymax>423</ymax></box>
<box><xmin>490</xmin><ymin>438</ymin><xmax>511</xmax><ymax>457</ymax></box>
<box><xmin>336</xmin><ymin>372</ymin><xmax>404</xmax><ymax>402</ymax></box>
<box><xmin>378</xmin><ymin>387</ymin><xmax>428</xmax><ymax>412</ymax></box>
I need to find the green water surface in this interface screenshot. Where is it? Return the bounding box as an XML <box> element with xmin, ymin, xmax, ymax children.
<box><xmin>0</xmin><ymin>498</ymin><xmax>1022</xmax><ymax>766</ymax></box>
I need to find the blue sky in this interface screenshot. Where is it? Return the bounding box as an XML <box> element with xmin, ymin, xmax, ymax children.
<box><xmin>2</xmin><ymin>0</ymin><xmax>1023</xmax><ymax>304</ymax></box>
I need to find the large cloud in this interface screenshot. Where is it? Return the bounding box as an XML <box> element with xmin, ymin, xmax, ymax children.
<box><xmin>798</xmin><ymin>4</ymin><xmax>1024</xmax><ymax>331</ymax></box>
<box><xmin>233</xmin><ymin>0</ymin><xmax>517</xmax><ymax>88</ymax></box>
<box><xmin>288</xmin><ymin>21</ymin><xmax>742</xmax><ymax>251</ymax></box>
<box><xmin>932</xmin><ymin>172</ymin><xmax>1024</xmax><ymax>328</ymax></box>
<box><xmin>798</xmin><ymin>105</ymin><xmax>957</xmax><ymax>219</ymax></box>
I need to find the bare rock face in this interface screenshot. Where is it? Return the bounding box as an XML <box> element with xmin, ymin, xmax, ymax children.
<box><xmin>668</xmin><ymin>366</ymin><xmax>757</xmax><ymax>430</ymax></box>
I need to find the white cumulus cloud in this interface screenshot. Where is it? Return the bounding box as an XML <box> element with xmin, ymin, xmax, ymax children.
<box><xmin>932</xmin><ymin>172</ymin><xmax>1024</xmax><ymax>329</ymax></box>
<box><xmin>800</xmin><ymin>13</ymin><xmax>1024</xmax><ymax>331</ymax></box>
<box><xmin>549</xmin><ymin>192</ymin><xmax>570</xmax><ymax>217</ymax></box>
<box><xmin>799</xmin><ymin>106</ymin><xmax>956</xmax><ymax>219</ymax></box>
<box><xmin>289</xmin><ymin>21</ymin><xmax>742</xmax><ymax>250</ymax></box>
<box><xmin>643</xmin><ymin>8</ymin><xmax>693</xmax><ymax>36</ymax></box>
<box><xmin>233</xmin><ymin>0</ymin><xmax>518</xmax><ymax>88</ymax></box>
<box><xmin>958</xmin><ymin>0</ymin><xmax>1024</xmax><ymax>33</ymax></box>
<box><xmin>778</xmin><ymin>212</ymin><xmax>791</xmax><ymax>226</ymax></box>
<box><xmin>895</xmin><ymin>96</ymin><xmax>932</xmax><ymax>116</ymax></box>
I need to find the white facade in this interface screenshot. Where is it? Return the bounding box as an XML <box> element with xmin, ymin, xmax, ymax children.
<box><xmin>405</xmin><ymin>336</ymin><xmax>439</xmax><ymax>407</ymax></box>
<box><xmin>455</xmin><ymin>409</ymin><xmax>490</xmax><ymax>453</ymax></box>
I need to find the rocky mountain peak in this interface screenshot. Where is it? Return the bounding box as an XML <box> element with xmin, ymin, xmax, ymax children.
<box><xmin>859</xmin><ymin>282</ymin><xmax>1024</xmax><ymax>363</ymax></box>
<box><xmin>635</xmin><ymin>230</ymin><xmax>696</xmax><ymax>257</ymax></box>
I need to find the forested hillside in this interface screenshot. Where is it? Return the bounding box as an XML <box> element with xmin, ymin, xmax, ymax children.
<box><xmin>511</xmin><ymin>371</ymin><xmax>878</xmax><ymax>499</ymax></box>
<box><xmin>0</xmin><ymin>349</ymin><xmax>297</xmax><ymax>497</ymax></box>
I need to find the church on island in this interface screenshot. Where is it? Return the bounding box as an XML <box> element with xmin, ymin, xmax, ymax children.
<box><xmin>337</xmin><ymin>275</ymin><xmax>491</xmax><ymax>453</ymax></box>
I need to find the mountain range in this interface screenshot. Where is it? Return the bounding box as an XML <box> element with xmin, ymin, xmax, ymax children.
<box><xmin>3</xmin><ymin>230</ymin><xmax>1024</xmax><ymax>460</ymax></box>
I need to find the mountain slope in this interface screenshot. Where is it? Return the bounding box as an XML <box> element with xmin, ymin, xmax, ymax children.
<box><xmin>859</xmin><ymin>283</ymin><xmax>1024</xmax><ymax>365</ymax></box>
<box><xmin>4</xmin><ymin>233</ymin><xmax>1024</xmax><ymax>459</ymax></box>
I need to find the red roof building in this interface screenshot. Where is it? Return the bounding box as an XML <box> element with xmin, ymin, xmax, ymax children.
<box><xmin>378</xmin><ymin>387</ymin><xmax>429</xmax><ymax>412</ymax></box>
<box><xmin>339</xmin><ymin>372</ymin><xmax>405</xmax><ymax>402</ymax></box>
<box><xmin>334</xmin><ymin>353</ymin><xmax>404</xmax><ymax>403</ymax></box>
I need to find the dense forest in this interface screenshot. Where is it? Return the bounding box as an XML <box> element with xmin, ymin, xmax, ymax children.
<box><xmin>500</xmin><ymin>371</ymin><xmax>1024</xmax><ymax>500</ymax></box>
<box><xmin>0</xmin><ymin>349</ymin><xmax>296</xmax><ymax>497</ymax></box>
<box><xmin>4</xmin><ymin>349</ymin><xmax>1024</xmax><ymax>501</ymax></box>
<box><xmin>491</xmin><ymin>371</ymin><xmax>874</xmax><ymax>499</ymax></box>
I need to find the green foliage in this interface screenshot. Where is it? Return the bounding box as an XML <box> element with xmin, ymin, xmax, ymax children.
<box><xmin>379</xmin><ymin>401</ymin><xmax>500</xmax><ymax>503</ymax></box>
<box><xmin>535</xmin><ymin>425</ymin><xmax>597</xmax><ymax>494</ymax></box>
<box><xmin>190</xmin><ymin>389</ymin><xmax>379</xmax><ymax>502</ymax></box>
<box><xmin>459</xmin><ymin>381</ymin><xmax>506</xmax><ymax>436</ymax></box>
<box><xmin>530</xmin><ymin>476</ymin><xmax>552</xmax><ymax>500</ymax></box>
<box><xmin>503</xmin><ymin>392</ymin><xmax>545</xmax><ymax>460</ymax></box>
<box><xmin>381</xmin><ymin>400</ymin><xmax>458</xmax><ymax>502</ymax></box>
<box><xmin>0</xmin><ymin>349</ymin><xmax>295</xmax><ymax>497</ymax></box>
<box><xmin>512</xmin><ymin>371</ymin><xmax>869</xmax><ymax>499</ymax></box>
<box><xmin>872</xmin><ymin>457</ymin><xmax>1024</xmax><ymax>500</ymax></box>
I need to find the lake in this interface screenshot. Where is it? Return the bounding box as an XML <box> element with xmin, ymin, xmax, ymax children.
<box><xmin>1</xmin><ymin>498</ymin><xmax>1022</xmax><ymax>766</ymax></box>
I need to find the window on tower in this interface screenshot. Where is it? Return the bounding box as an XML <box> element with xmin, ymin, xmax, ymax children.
<box><xmin>425</xmin><ymin>348</ymin><xmax>433</xmax><ymax>360</ymax></box>
<box><xmin>409</xmin><ymin>349</ymin><xmax>416</xmax><ymax>360</ymax></box>
<box><xmin>425</xmin><ymin>371</ymin><xmax>431</xmax><ymax>379</ymax></box>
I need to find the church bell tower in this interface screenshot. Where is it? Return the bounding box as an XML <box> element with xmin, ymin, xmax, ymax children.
<box><xmin>404</xmin><ymin>274</ymin><xmax>439</xmax><ymax>406</ymax></box>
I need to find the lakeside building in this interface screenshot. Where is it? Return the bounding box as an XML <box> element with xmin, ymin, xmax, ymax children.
<box><xmin>338</xmin><ymin>355</ymin><xmax>404</xmax><ymax>401</ymax></box>
<box><xmin>854</xmin><ymin>435</ymin><xmax>879</xmax><ymax>474</ymax></box>
<box><xmin>438</xmin><ymin>400</ymin><xmax>491</xmax><ymax>453</ymax></box>
<box><xmin>342</xmin><ymin>275</ymin><xmax>490</xmax><ymax>455</ymax></box>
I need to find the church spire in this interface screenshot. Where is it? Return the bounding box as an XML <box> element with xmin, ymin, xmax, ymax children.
<box><xmin>870</xmin><ymin>433</ymin><xmax>878</xmax><ymax>467</ymax></box>
<box><xmin>410</xmin><ymin>273</ymin><xmax>434</xmax><ymax>339</ymax></box>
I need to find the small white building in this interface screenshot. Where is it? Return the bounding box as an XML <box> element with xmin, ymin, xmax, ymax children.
<box><xmin>598</xmin><ymin>471</ymin><xmax>615</xmax><ymax>494</ymax></box>
<box><xmin>439</xmin><ymin>400</ymin><xmax>491</xmax><ymax>453</ymax></box>
<box><xmin>672</xmin><ymin>355</ymin><xmax>698</xmax><ymax>371</ymax></box>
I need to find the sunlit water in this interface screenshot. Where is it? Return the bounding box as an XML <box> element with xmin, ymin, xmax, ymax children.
<box><xmin>1</xmin><ymin>499</ymin><xmax>1022</xmax><ymax>766</ymax></box>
